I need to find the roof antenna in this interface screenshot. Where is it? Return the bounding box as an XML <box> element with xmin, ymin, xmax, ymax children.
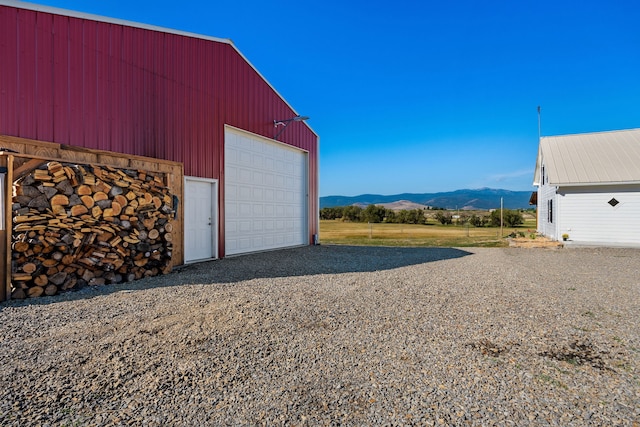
<box><xmin>537</xmin><ymin>105</ymin><xmax>542</xmax><ymax>139</ymax></box>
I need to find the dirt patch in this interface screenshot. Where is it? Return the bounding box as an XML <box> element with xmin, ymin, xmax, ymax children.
<box><xmin>539</xmin><ymin>338</ymin><xmax>608</xmax><ymax>370</ymax></box>
<box><xmin>508</xmin><ymin>236</ymin><xmax>564</xmax><ymax>249</ymax></box>
<box><xmin>467</xmin><ymin>339</ymin><xmax>511</xmax><ymax>357</ymax></box>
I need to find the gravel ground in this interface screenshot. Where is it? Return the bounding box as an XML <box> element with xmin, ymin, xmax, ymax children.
<box><xmin>0</xmin><ymin>245</ymin><xmax>639</xmax><ymax>426</ymax></box>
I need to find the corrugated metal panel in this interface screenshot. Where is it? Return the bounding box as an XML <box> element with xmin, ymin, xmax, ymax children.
<box><xmin>52</xmin><ymin>14</ymin><xmax>70</xmax><ymax>143</ymax></box>
<box><xmin>17</xmin><ymin>9</ymin><xmax>37</xmax><ymax>138</ymax></box>
<box><xmin>540</xmin><ymin>129</ymin><xmax>640</xmax><ymax>185</ymax></box>
<box><xmin>0</xmin><ymin>6</ymin><xmax>19</xmax><ymax>133</ymax></box>
<box><xmin>36</xmin><ymin>10</ymin><xmax>54</xmax><ymax>141</ymax></box>
<box><xmin>0</xmin><ymin>2</ymin><xmax>319</xmax><ymax>256</ymax></box>
<box><xmin>68</xmin><ymin>16</ymin><xmax>83</xmax><ymax>143</ymax></box>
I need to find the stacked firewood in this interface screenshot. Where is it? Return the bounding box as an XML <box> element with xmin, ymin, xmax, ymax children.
<box><xmin>10</xmin><ymin>161</ymin><xmax>175</xmax><ymax>298</ymax></box>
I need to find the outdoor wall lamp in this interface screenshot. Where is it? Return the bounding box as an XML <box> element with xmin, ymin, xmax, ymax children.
<box><xmin>273</xmin><ymin>115</ymin><xmax>309</xmax><ymax>140</ymax></box>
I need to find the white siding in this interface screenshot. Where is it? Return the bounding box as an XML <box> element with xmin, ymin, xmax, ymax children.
<box><xmin>536</xmin><ymin>160</ymin><xmax>559</xmax><ymax>239</ymax></box>
<box><xmin>558</xmin><ymin>185</ymin><xmax>640</xmax><ymax>245</ymax></box>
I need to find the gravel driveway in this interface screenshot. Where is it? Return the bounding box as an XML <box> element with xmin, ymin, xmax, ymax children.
<box><xmin>1</xmin><ymin>245</ymin><xmax>638</xmax><ymax>426</ymax></box>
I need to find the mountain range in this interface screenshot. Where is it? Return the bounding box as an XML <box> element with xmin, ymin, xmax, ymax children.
<box><xmin>320</xmin><ymin>188</ymin><xmax>534</xmax><ymax>210</ymax></box>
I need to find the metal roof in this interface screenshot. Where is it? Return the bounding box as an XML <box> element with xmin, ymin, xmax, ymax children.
<box><xmin>533</xmin><ymin>128</ymin><xmax>640</xmax><ymax>186</ymax></box>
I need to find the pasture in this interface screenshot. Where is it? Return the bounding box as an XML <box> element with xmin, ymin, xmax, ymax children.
<box><xmin>319</xmin><ymin>216</ymin><xmax>537</xmax><ymax>247</ymax></box>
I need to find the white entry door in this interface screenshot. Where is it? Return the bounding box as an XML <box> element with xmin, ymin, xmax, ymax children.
<box><xmin>225</xmin><ymin>127</ymin><xmax>308</xmax><ymax>255</ymax></box>
<box><xmin>184</xmin><ymin>177</ymin><xmax>218</xmax><ymax>262</ymax></box>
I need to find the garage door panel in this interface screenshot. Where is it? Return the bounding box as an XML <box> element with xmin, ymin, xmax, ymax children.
<box><xmin>238</xmin><ymin>238</ymin><xmax>251</xmax><ymax>251</ymax></box>
<box><xmin>226</xmin><ymin>201</ymin><xmax>237</xmax><ymax>216</ymax></box>
<box><xmin>226</xmin><ymin>146</ymin><xmax>238</xmax><ymax>163</ymax></box>
<box><xmin>237</xmin><ymin>203</ymin><xmax>249</xmax><ymax>216</ymax></box>
<box><xmin>239</xmin><ymin>186</ymin><xmax>251</xmax><ymax>200</ymax></box>
<box><xmin>238</xmin><ymin>168</ymin><xmax>251</xmax><ymax>184</ymax></box>
<box><xmin>239</xmin><ymin>220</ymin><xmax>252</xmax><ymax>232</ymax></box>
<box><xmin>239</xmin><ymin>151</ymin><xmax>251</xmax><ymax>163</ymax></box>
<box><xmin>225</xmin><ymin>128</ymin><xmax>307</xmax><ymax>255</ymax></box>
<box><xmin>264</xmin><ymin>204</ymin><xmax>274</xmax><ymax>216</ymax></box>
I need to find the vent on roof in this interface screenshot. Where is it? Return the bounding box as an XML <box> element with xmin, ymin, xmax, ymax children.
<box><xmin>608</xmin><ymin>198</ymin><xmax>619</xmax><ymax>207</ymax></box>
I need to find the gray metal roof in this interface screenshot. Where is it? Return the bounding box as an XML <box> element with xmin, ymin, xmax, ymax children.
<box><xmin>533</xmin><ymin>128</ymin><xmax>640</xmax><ymax>186</ymax></box>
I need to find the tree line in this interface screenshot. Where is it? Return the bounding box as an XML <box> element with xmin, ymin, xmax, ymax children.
<box><xmin>432</xmin><ymin>210</ymin><xmax>524</xmax><ymax>227</ymax></box>
<box><xmin>320</xmin><ymin>205</ymin><xmax>525</xmax><ymax>227</ymax></box>
<box><xmin>321</xmin><ymin>205</ymin><xmax>428</xmax><ymax>224</ymax></box>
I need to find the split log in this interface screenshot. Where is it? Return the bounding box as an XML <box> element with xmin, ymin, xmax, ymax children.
<box><xmin>28</xmin><ymin>195</ymin><xmax>49</xmax><ymax>209</ymax></box>
<box><xmin>48</xmin><ymin>271</ymin><xmax>68</xmax><ymax>286</ymax></box>
<box><xmin>51</xmin><ymin>194</ymin><xmax>70</xmax><ymax>206</ymax></box>
<box><xmin>13</xmin><ymin>241</ymin><xmax>30</xmax><ymax>252</ymax></box>
<box><xmin>71</xmin><ymin>205</ymin><xmax>89</xmax><ymax>216</ymax></box>
<box><xmin>27</xmin><ymin>286</ymin><xmax>44</xmax><ymax>298</ymax></box>
<box><xmin>93</xmin><ymin>191</ymin><xmax>108</xmax><ymax>202</ymax></box>
<box><xmin>77</xmin><ymin>185</ymin><xmax>92</xmax><ymax>196</ymax></box>
<box><xmin>34</xmin><ymin>275</ymin><xmax>48</xmax><ymax>286</ymax></box>
<box><xmin>11</xmin><ymin>288</ymin><xmax>27</xmax><ymax>299</ymax></box>
<box><xmin>22</xmin><ymin>263</ymin><xmax>37</xmax><ymax>274</ymax></box>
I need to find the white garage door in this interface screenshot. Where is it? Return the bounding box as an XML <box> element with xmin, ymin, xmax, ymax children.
<box><xmin>224</xmin><ymin>127</ymin><xmax>308</xmax><ymax>255</ymax></box>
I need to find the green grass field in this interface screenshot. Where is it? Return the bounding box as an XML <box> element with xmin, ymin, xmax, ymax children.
<box><xmin>319</xmin><ymin>216</ymin><xmax>537</xmax><ymax>247</ymax></box>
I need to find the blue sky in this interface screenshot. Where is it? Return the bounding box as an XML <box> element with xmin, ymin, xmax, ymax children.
<box><xmin>29</xmin><ymin>0</ymin><xmax>640</xmax><ymax>196</ymax></box>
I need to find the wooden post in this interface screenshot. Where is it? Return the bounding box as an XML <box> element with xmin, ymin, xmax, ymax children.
<box><xmin>2</xmin><ymin>155</ymin><xmax>14</xmax><ymax>301</ymax></box>
<box><xmin>0</xmin><ymin>155</ymin><xmax>5</xmax><ymax>302</ymax></box>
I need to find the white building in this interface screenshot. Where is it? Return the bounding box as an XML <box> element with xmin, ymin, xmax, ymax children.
<box><xmin>533</xmin><ymin>128</ymin><xmax>640</xmax><ymax>246</ymax></box>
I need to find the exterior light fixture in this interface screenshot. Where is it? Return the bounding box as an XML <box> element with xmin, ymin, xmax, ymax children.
<box><xmin>273</xmin><ymin>115</ymin><xmax>309</xmax><ymax>140</ymax></box>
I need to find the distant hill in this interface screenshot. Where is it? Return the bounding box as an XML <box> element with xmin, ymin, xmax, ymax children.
<box><xmin>320</xmin><ymin>188</ymin><xmax>534</xmax><ymax>210</ymax></box>
<box><xmin>378</xmin><ymin>200</ymin><xmax>431</xmax><ymax>211</ymax></box>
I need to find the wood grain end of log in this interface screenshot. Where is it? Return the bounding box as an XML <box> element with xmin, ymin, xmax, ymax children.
<box><xmin>44</xmin><ymin>284</ymin><xmax>58</xmax><ymax>296</ymax></box>
<box><xmin>77</xmin><ymin>184</ymin><xmax>92</xmax><ymax>196</ymax></box>
<box><xmin>34</xmin><ymin>274</ymin><xmax>49</xmax><ymax>286</ymax></box>
<box><xmin>50</xmin><ymin>194</ymin><xmax>70</xmax><ymax>206</ymax></box>
<box><xmin>27</xmin><ymin>286</ymin><xmax>44</xmax><ymax>298</ymax></box>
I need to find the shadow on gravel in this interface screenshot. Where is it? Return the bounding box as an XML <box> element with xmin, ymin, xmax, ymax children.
<box><xmin>182</xmin><ymin>245</ymin><xmax>473</xmax><ymax>282</ymax></box>
<box><xmin>1</xmin><ymin>245</ymin><xmax>472</xmax><ymax>307</ymax></box>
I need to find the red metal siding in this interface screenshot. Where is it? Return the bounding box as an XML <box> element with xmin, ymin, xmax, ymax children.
<box><xmin>0</xmin><ymin>7</ymin><xmax>18</xmax><ymax>133</ymax></box>
<box><xmin>0</xmin><ymin>4</ymin><xmax>319</xmax><ymax>256</ymax></box>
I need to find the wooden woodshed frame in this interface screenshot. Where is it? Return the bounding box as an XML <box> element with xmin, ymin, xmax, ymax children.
<box><xmin>0</xmin><ymin>135</ymin><xmax>184</xmax><ymax>302</ymax></box>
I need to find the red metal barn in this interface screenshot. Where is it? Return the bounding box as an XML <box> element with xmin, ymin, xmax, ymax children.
<box><xmin>0</xmin><ymin>0</ymin><xmax>319</xmax><ymax>262</ymax></box>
